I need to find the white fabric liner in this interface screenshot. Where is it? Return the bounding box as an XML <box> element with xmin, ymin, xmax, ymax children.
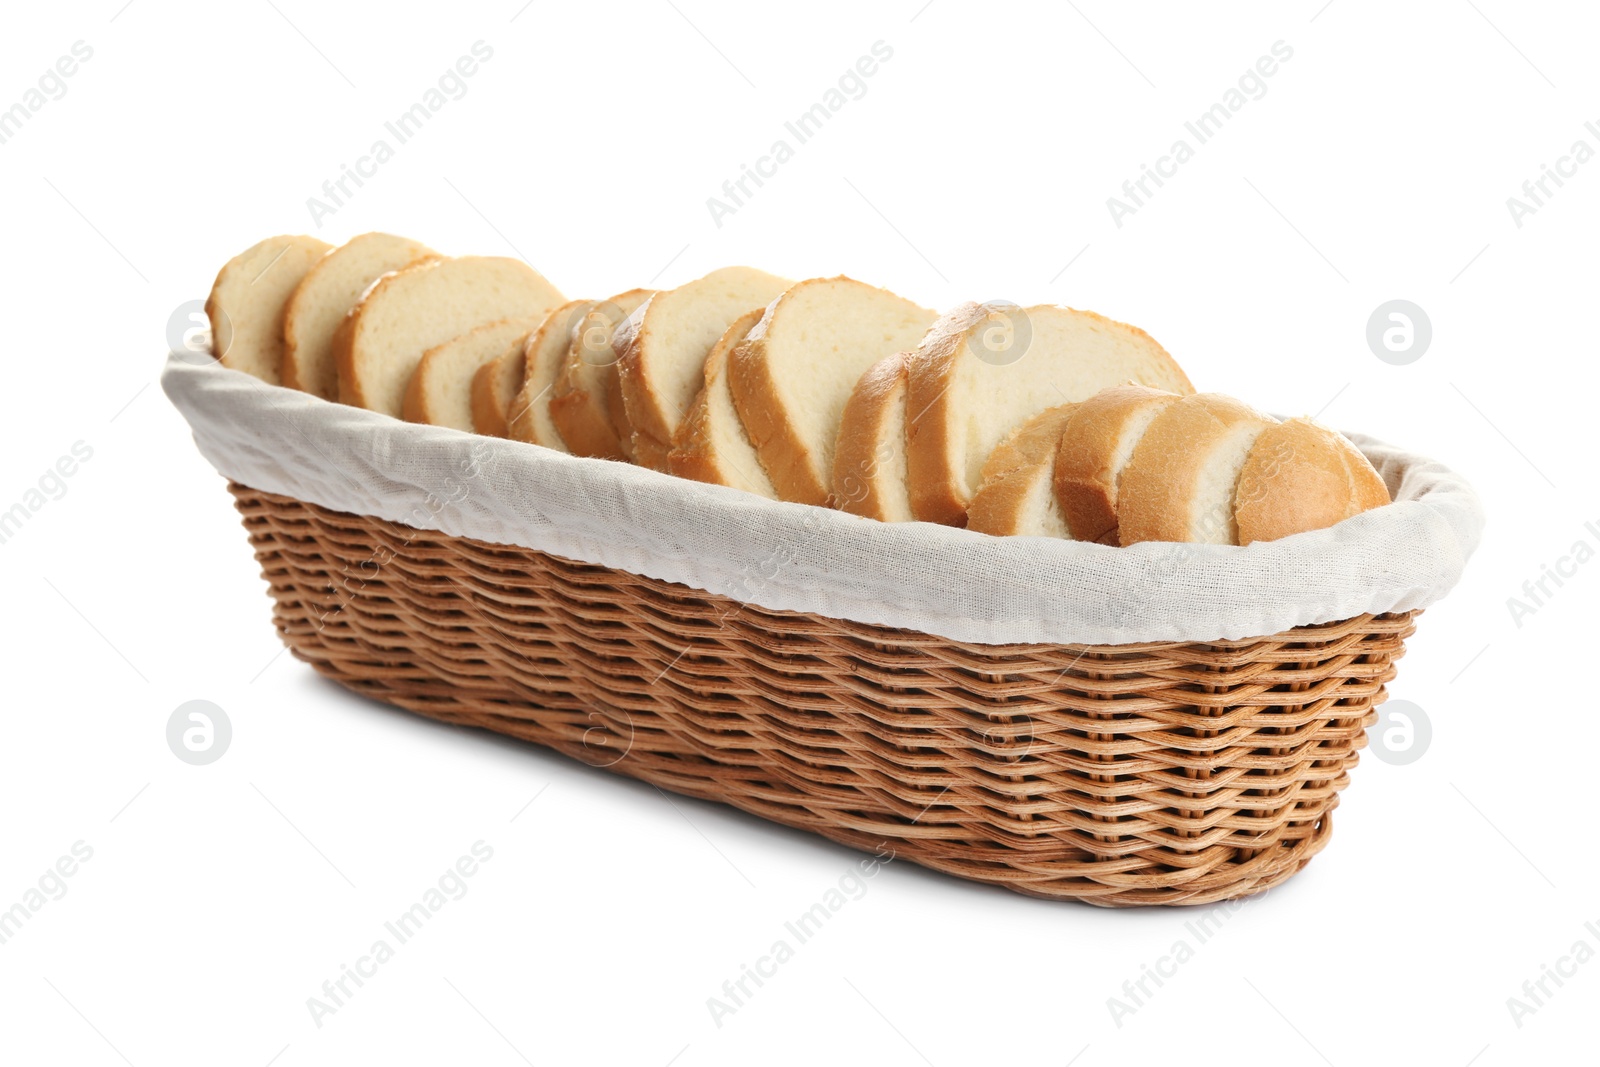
<box><xmin>163</xmin><ymin>354</ymin><xmax>1484</xmax><ymax>646</ymax></box>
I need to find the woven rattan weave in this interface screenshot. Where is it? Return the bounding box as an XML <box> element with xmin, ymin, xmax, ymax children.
<box><xmin>229</xmin><ymin>482</ymin><xmax>1414</xmax><ymax>907</ymax></box>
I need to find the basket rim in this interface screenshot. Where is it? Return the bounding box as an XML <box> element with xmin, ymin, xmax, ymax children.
<box><xmin>164</xmin><ymin>354</ymin><xmax>1483</xmax><ymax>647</ymax></box>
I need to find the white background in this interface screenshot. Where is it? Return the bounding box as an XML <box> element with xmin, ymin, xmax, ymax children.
<box><xmin>2</xmin><ymin>1</ymin><xmax>1595</xmax><ymax>1063</ymax></box>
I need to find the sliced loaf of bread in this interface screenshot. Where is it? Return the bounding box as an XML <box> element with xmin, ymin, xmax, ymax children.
<box><xmin>1234</xmin><ymin>417</ymin><xmax>1391</xmax><ymax>545</ymax></box>
<box><xmin>1053</xmin><ymin>384</ymin><xmax>1182</xmax><ymax>544</ymax></box>
<box><xmin>966</xmin><ymin>404</ymin><xmax>1079</xmax><ymax>538</ymax></box>
<box><xmin>831</xmin><ymin>351</ymin><xmax>916</xmax><ymax>522</ymax></box>
<box><xmin>282</xmin><ymin>232</ymin><xmax>435</xmax><ymax>399</ymax></box>
<box><xmin>507</xmin><ymin>300</ymin><xmax>596</xmax><ymax>451</ymax></box>
<box><xmin>728</xmin><ymin>277</ymin><xmax>936</xmax><ymax>506</ymax></box>
<box><xmin>335</xmin><ymin>256</ymin><xmax>564</xmax><ymax>417</ymax></box>
<box><xmin>402</xmin><ymin>317</ymin><xmax>546</xmax><ymax>431</ymax></box>
<box><xmin>1117</xmin><ymin>393</ymin><xmax>1277</xmax><ymax>546</ymax></box>
<box><xmin>668</xmin><ymin>309</ymin><xmax>776</xmax><ymax>497</ymax></box>
<box><xmin>549</xmin><ymin>289</ymin><xmax>654</xmax><ymax>460</ymax></box>
<box><xmin>206</xmin><ymin>235</ymin><xmax>332</xmax><ymax>385</ymax></box>
<box><xmin>906</xmin><ymin>304</ymin><xmax>1193</xmax><ymax>527</ymax></box>
<box><xmin>616</xmin><ymin>267</ymin><xmax>791</xmax><ymax>470</ymax></box>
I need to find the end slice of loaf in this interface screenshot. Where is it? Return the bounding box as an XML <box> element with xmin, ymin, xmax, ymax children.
<box><xmin>549</xmin><ymin>289</ymin><xmax>654</xmax><ymax>459</ymax></box>
<box><xmin>507</xmin><ymin>300</ymin><xmax>597</xmax><ymax>450</ymax></box>
<box><xmin>1234</xmin><ymin>417</ymin><xmax>1391</xmax><ymax>545</ymax></box>
<box><xmin>728</xmin><ymin>277</ymin><xmax>936</xmax><ymax>506</ymax></box>
<box><xmin>616</xmin><ymin>267</ymin><xmax>791</xmax><ymax>470</ymax></box>
<box><xmin>966</xmin><ymin>404</ymin><xmax>1080</xmax><ymax>538</ymax></box>
<box><xmin>402</xmin><ymin>317</ymin><xmax>546</xmax><ymax>431</ymax></box>
<box><xmin>1053</xmin><ymin>384</ymin><xmax>1183</xmax><ymax>544</ymax></box>
<box><xmin>470</xmin><ymin>330</ymin><xmax>536</xmax><ymax>438</ymax></box>
<box><xmin>282</xmin><ymin>232</ymin><xmax>435</xmax><ymax>399</ymax></box>
<box><xmin>335</xmin><ymin>256</ymin><xmax>564</xmax><ymax>417</ymax></box>
<box><xmin>906</xmin><ymin>304</ymin><xmax>1193</xmax><ymax>527</ymax></box>
<box><xmin>831</xmin><ymin>352</ymin><xmax>916</xmax><ymax>522</ymax></box>
<box><xmin>668</xmin><ymin>308</ymin><xmax>775</xmax><ymax>497</ymax></box>
<box><xmin>206</xmin><ymin>235</ymin><xmax>332</xmax><ymax>385</ymax></box>
<box><xmin>1117</xmin><ymin>393</ymin><xmax>1278</xmax><ymax>546</ymax></box>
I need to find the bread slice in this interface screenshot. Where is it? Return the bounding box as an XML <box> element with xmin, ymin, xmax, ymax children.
<box><xmin>335</xmin><ymin>256</ymin><xmax>564</xmax><ymax>417</ymax></box>
<box><xmin>1117</xmin><ymin>393</ymin><xmax>1277</xmax><ymax>546</ymax></box>
<box><xmin>470</xmin><ymin>330</ymin><xmax>536</xmax><ymax>438</ymax></box>
<box><xmin>616</xmin><ymin>267</ymin><xmax>791</xmax><ymax>470</ymax></box>
<box><xmin>967</xmin><ymin>404</ymin><xmax>1080</xmax><ymax>538</ymax></box>
<box><xmin>668</xmin><ymin>309</ymin><xmax>776</xmax><ymax>497</ymax></box>
<box><xmin>282</xmin><ymin>232</ymin><xmax>436</xmax><ymax>399</ymax></box>
<box><xmin>402</xmin><ymin>317</ymin><xmax>546</xmax><ymax>431</ymax></box>
<box><xmin>206</xmin><ymin>235</ymin><xmax>332</xmax><ymax>384</ymax></box>
<box><xmin>1053</xmin><ymin>384</ymin><xmax>1183</xmax><ymax>544</ymax></box>
<box><xmin>549</xmin><ymin>289</ymin><xmax>654</xmax><ymax>459</ymax></box>
<box><xmin>728</xmin><ymin>277</ymin><xmax>936</xmax><ymax>506</ymax></box>
<box><xmin>1234</xmin><ymin>417</ymin><xmax>1391</xmax><ymax>545</ymax></box>
<box><xmin>621</xmin><ymin>367</ymin><xmax>669</xmax><ymax>468</ymax></box>
<box><xmin>831</xmin><ymin>352</ymin><xmax>915</xmax><ymax>521</ymax></box>
<box><xmin>905</xmin><ymin>303</ymin><xmax>1193</xmax><ymax>527</ymax></box>
<box><xmin>506</xmin><ymin>300</ymin><xmax>597</xmax><ymax>450</ymax></box>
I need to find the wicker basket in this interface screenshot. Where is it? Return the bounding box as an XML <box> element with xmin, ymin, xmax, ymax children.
<box><xmin>228</xmin><ymin>480</ymin><xmax>1417</xmax><ymax>907</ymax></box>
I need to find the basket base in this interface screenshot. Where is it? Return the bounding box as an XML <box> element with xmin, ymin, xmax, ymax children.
<box><xmin>230</xmin><ymin>482</ymin><xmax>1414</xmax><ymax>907</ymax></box>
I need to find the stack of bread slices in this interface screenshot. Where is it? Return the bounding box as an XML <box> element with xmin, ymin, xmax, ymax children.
<box><xmin>206</xmin><ymin>234</ymin><xmax>1390</xmax><ymax>547</ymax></box>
